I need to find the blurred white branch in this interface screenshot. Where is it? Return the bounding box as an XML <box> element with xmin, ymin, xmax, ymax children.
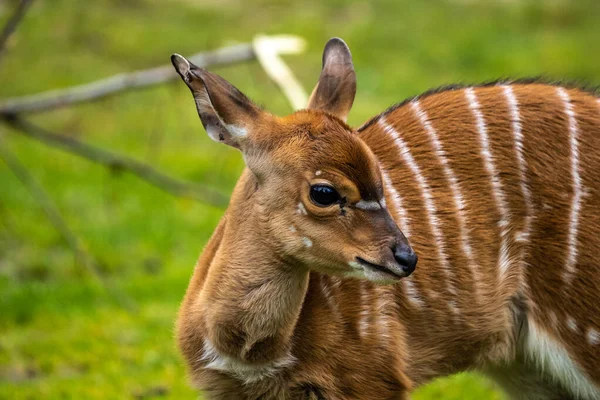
<box><xmin>253</xmin><ymin>34</ymin><xmax>308</xmax><ymax>110</ymax></box>
<box><xmin>0</xmin><ymin>35</ymin><xmax>307</xmax><ymax>115</ymax></box>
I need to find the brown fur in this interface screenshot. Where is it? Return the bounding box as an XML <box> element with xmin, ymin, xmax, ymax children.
<box><xmin>172</xmin><ymin>39</ymin><xmax>600</xmax><ymax>399</ymax></box>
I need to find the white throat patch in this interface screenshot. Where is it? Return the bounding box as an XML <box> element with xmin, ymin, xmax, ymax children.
<box><xmin>201</xmin><ymin>339</ymin><xmax>295</xmax><ymax>384</ymax></box>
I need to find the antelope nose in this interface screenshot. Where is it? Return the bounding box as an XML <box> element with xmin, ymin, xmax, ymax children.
<box><xmin>392</xmin><ymin>244</ymin><xmax>418</xmax><ymax>276</ymax></box>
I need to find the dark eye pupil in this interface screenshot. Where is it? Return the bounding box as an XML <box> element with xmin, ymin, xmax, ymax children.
<box><xmin>310</xmin><ymin>185</ymin><xmax>340</xmax><ymax>207</ymax></box>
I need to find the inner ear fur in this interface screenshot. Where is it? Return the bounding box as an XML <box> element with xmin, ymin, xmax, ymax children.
<box><xmin>307</xmin><ymin>38</ymin><xmax>357</xmax><ymax>122</ymax></box>
<box><xmin>171</xmin><ymin>53</ymin><xmax>262</xmax><ymax>150</ymax></box>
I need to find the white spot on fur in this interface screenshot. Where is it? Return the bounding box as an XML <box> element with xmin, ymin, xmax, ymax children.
<box><xmin>289</xmin><ymin>225</ymin><xmax>296</xmax><ymax>233</ymax></box>
<box><xmin>315</xmin><ymin>170</ymin><xmax>322</xmax><ymax>176</ymax></box>
<box><xmin>201</xmin><ymin>339</ymin><xmax>295</xmax><ymax>384</ymax></box>
<box><xmin>296</xmin><ymin>202</ymin><xmax>307</xmax><ymax>215</ymax></box>
<box><xmin>587</xmin><ymin>328</ymin><xmax>600</xmax><ymax>346</ymax></box>
<box><xmin>524</xmin><ymin>320</ymin><xmax>600</xmax><ymax>399</ymax></box>
<box><xmin>379</xmin><ymin>117</ymin><xmax>458</xmax><ymax>311</ymax></box>
<box><xmin>301</xmin><ymin>237</ymin><xmax>312</xmax><ymax>248</ymax></box>
<box><xmin>224</xmin><ymin>123</ymin><xmax>248</xmax><ymax>138</ymax></box>
<box><xmin>465</xmin><ymin>88</ymin><xmax>512</xmax><ymax>282</ymax></box>
<box><xmin>566</xmin><ymin>316</ymin><xmax>578</xmax><ymax>333</ymax></box>
<box><xmin>355</xmin><ymin>200</ymin><xmax>382</xmax><ymax>210</ymax></box>
<box><xmin>557</xmin><ymin>87</ymin><xmax>583</xmax><ymax>284</ymax></box>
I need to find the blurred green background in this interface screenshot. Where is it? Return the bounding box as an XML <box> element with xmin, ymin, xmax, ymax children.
<box><xmin>1</xmin><ymin>0</ymin><xmax>599</xmax><ymax>398</ymax></box>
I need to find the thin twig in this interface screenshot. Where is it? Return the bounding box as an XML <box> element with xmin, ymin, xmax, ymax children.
<box><xmin>0</xmin><ymin>129</ymin><xmax>136</xmax><ymax>310</ymax></box>
<box><xmin>0</xmin><ymin>131</ymin><xmax>97</xmax><ymax>279</ymax></box>
<box><xmin>0</xmin><ymin>0</ymin><xmax>35</xmax><ymax>65</ymax></box>
<box><xmin>0</xmin><ymin>35</ymin><xmax>306</xmax><ymax>115</ymax></box>
<box><xmin>2</xmin><ymin>116</ymin><xmax>230</xmax><ymax>208</ymax></box>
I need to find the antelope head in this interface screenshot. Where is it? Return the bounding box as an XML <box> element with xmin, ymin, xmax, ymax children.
<box><xmin>171</xmin><ymin>38</ymin><xmax>417</xmax><ymax>284</ymax></box>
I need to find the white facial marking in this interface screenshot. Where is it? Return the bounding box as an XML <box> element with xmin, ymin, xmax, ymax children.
<box><xmin>347</xmin><ymin>261</ymin><xmax>396</xmax><ymax>284</ymax></box>
<box><xmin>524</xmin><ymin>320</ymin><xmax>600</xmax><ymax>399</ymax></box>
<box><xmin>349</xmin><ymin>261</ymin><xmax>363</xmax><ymax>270</ymax></box>
<box><xmin>315</xmin><ymin>170</ymin><xmax>322</xmax><ymax>176</ymax></box>
<box><xmin>412</xmin><ymin>100</ymin><xmax>482</xmax><ymax>300</ymax></box>
<box><xmin>587</xmin><ymin>328</ymin><xmax>600</xmax><ymax>346</ymax></box>
<box><xmin>301</xmin><ymin>237</ymin><xmax>312</xmax><ymax>248</ymax></box>
<box><xmin>557</xmin><ymin>87</ymin><xmax>582</xmax><ymax>284</ymax></box>
<box><xmin>296</xmin><ymin>202</ymin><xmax>307</xmax><ymax>215</ymax></box>
<box><xmin>355</xmin><ymin>200</ymin><xmax>383</xmax><ymax>210</ymax></box>
<box><xmin>201</xmin><ymin>339</ymin><xmax>295</xmax><ymax>384</ymax></box>
<box><xmin>289</xmin><ymin>225</ymin><xmax>296</xmax><ymax>233</ymax></box>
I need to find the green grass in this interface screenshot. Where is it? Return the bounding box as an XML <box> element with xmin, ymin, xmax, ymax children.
<box><xmin>1</xmin><ymin>0</ymin><xmax>599</xmax><ymax>398</ymax></box>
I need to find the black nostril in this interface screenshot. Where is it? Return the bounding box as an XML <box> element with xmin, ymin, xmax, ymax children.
<box><xmin>392</xmin><ymin>244</ymin><xmax>418</xmax><ymax>275</ymax></box>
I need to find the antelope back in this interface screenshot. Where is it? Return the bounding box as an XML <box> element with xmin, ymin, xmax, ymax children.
<box><xmin>358</xmin><ymin>81</ymin><xmax>600</xmax><ymax>394</ymax></box>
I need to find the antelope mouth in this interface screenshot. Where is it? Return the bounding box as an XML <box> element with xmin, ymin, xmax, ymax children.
<box><xmin>355</xmin><ymin>257</ymin><xmax>404</xmax><ymax>280</ymax></box>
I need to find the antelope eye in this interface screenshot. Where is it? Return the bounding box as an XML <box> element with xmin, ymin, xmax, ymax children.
<box><xmin>310</xmin><ymin>185</ymin><xmax>341</xmax><ymax>207</ymax></box>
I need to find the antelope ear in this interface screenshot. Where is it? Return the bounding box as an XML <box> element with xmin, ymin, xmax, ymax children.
<box><xmin>307</xmin><ymin>38</ymin><xmax>356</xmax><ymax>122</ymax></box>
<box><xmin>171</xmin><ymin>54</ymin><xmax>261</xmax><ymax>150</ymax></box>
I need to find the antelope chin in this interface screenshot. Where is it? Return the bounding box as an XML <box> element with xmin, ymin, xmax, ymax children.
<box><xmin>347</xmin><ymin>257</ymin><xmax>405</xmax><ymax>284</ymax></box>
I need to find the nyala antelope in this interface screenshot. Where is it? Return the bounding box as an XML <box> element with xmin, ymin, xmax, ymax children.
<box><xmin>171</xmin><ymin>38</ymin><xmax>600</xmax><ymax>399</ymax></box>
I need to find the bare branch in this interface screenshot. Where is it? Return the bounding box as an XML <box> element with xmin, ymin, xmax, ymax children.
<box><xmin>2</xmin><ymin>116</ymin><xmax>230</xmax><ymax>208</ymax></box>
<box><xmin>0</xmin><ymin>35</ymin><xmax>306</xmax><ymax>115</ymax></box>
<box><xmin>0</xmin><ymin>0</ymin><xmax>35</xmax><ymax>65</ymax></box>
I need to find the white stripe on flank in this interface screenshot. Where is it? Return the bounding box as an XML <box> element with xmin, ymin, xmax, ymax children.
<box><xmin>379</xmin><ymin>117</ymin><xmax>458</xmax><ymax>312</ymax></box>
<box><xmin>375</xmin><ymin>287</ymin><xmax>395</xmax><ymax>344</ymax></box>
<box><xmin>411</xmin><ymin>100</ymin><xmax>482</xmax><ymax>299</ymax></box>
<box><xmin>381</xmin><ymin>170</ymin><xmax>410</xmax><ymax>238</ymax></box>
<box><xmin>502</xmin><ymin>85</ymin><xmax>533</xmax><ymax>244</ymax></box>
<box><xmin>358</xmin><ymin>281</ymin><xmax>371</xmax><ymax>339</ymax></box>
<box><xmin>319</xmin><ymin>275</ymin><xmax>340</xmax><ymax>319</ymax></box>
<box><xmin>465</xmin><ymin>88</ymin><xmax>512</xmax><ymax>280</ymax></box>
<box><xmin>557</xmin><ymin>87</ymin><xmax>582</xmax><ymax>284</ymax></box>
<box><xmin>403</xmin><ymin>277</ymin><xmax>425</xmax><ymax>308</ymax></box>
<box><xmin>381</xmin><ymin>170</ymin><xmax>423</xmax><ymax>308</ymax></box>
